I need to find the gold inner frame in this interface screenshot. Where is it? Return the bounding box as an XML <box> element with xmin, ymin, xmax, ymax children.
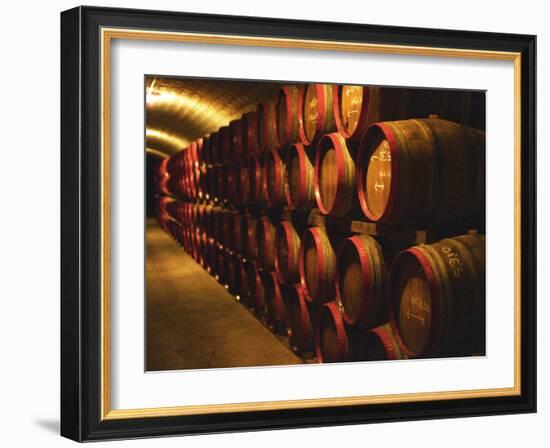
<box><xmin>100</xmin><ymin>27</ymin><xmax>522</xmax><ymax>421</ymax></box>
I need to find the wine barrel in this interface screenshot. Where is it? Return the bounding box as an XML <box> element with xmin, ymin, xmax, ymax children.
<box><xmin>256</xmin><ymin>216</ymin><xmax>276</xmax><ymax>271</ymax></box>
<box><xmin>203</xmin><ymin>204</ymin><xmax>214</xmax><ymax>238</ymax></box>
<box><xmin>211</xmin><ymin>206</ymin><xmax>224</xmax><ymax>246</ymax></box>
<box><xmin>333</xmin><ymin>85</ymin><xmax>408</xmax><ymax>142</ymax></box>
<box><xmin>208</xmin><ymin>164</ymin><xmax>219</xmax><ymax>202</ymax></box>
<box><xmin>285</xmin><ymin>284</ymin><xmax>315</xmax><ymax>356</ymax></box>
<box><xmin>235</xmin><ymin>257</ymin><xmax>251</xmax><ymax>306</ymax></box>
<box><xmin>355</xmin><ymin>323</ymin><xmax>405</xmax><ymax>361</ymax></box>
<box><xmin>234</xmin><ymin>159</ymin><xmax>250</xmax><ymax>207</ymax></box>
<box><xmin>202</xmin><ymin>135</ymin><xmax>212</xmax><ymax>166</ymax></box>
<box><xmin>217</xmin><ymin>163</ymin><xmax>230</xmax><ymax>204</ymax></box>
<box><xmin>276</xmin><ymin>85</ymin><xmax>302</xmax><ymax>146</ymax></box>
<box><xmin>247</xmin><ymin>154</ymin><xmax>265</xmax><ymax>204</ymax></box>
<box><xmin>299</xmin><ymin>83</ymin><xmax>337</xmax><ymax>145</ymax></box>
<box><xmin>219</xmin><ymin>125</ymin><xmax>231</xmax><ymax>163</ymax></box>
<box><xmin>221</xmin><ymin>209</ymin><xmax>235</xmax><ymax>251</ymax></box>
<box><xmin>316</xmin><ymin>301</ymin><xmax>352</xmax><ymax>363</ymax></box>
<box><xmin>216</xmin><ymin>247</ymin><xmax>227</xmax><ymax>285</ymax></box>
<box><xmin>242</xmin><ymin>111</ymin><xmax>259</xmax><ymax>156</ymax></box>
<box><xmin>232</xmin><ymin>212</ymin><xmax>246</xmax><ymax>256</ymax></box>
<box><xmin>314</xmin><ymin>132</ymin><xmax>357</xmax><ymax>217</ymax></box>
<box><xmin>247</xmin><ymin>262</ymin><xmax>266</xmax><ymax>316</ymax></box>
<box><xmin>388</xmin><ymin>234</ymin><xmax>485</xmax><ymax>358</ymax></box>
<box><xmin>210</xmin><ymin>130</ymin><xmax>222</xmax><ymax>164</ymax></box>
<box><xmin>244</xmin><ymin>214</ymin><xmax>259</xmax><ymax>260</ymax></box>
<box><xmin>336</xmin><ymin>235</ymin><xmax>387</xmax><ymax>327</ymax></box>
<box><xmin>263</xmin><ymin>271</ymin><xmax>288</xmax><ymax>335</ymax></box>
<box><xmin>225</xmin><ymin>253</ymin><xmax>240</xmax><ymax>294</ymax></box>
<box><xmin>274</xmin><ymin>221</ymin><xmax>301</xmax><ymax>284</ymax></box>
<box><xmin>357</xmin><ymin>118</ymin><xmax>485</xmax><ymax>228</ymax></box>
<box><xmin>264</xmin><ymin>148</ymin><xmax>287</xmax><ymax>208</ymax></box>
<box><xmin>230</xmin><ymin>118</ymin><xmax>244</xmax><ymax>159</ymax></box>
<box><xmin>257</xmin><ymin>100</ymin><xmax>277</xmax><ymax>154</ymax></box>
<box><xmin>206</xmin><ymin>238</ymin><xmax>218</xmax><ymax>276</ymax></box>
<box><xmin>299</xmin><ymin>226</ymin><xmax>337</xmax><ymax>303</ymax></box>
<box><xmin>285</xmin><ymin>142</ymin><xmax>316</xmax><ymax>212</ymax></box>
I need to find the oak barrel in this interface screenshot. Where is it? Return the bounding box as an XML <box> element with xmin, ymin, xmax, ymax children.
<box><xmin>276</xmin><ymin>85</ymin><xmax>302</xmax><ymax>146</ymax></box>
<box><xmin>336</xmin><ymin>235</ymin><xmax>387</xmax><ymax>327</ymax></box>
<box><xmin>274</xmin><ymin>221</ymin><xmax>301</xmax><ymax>284</ymax></box>
<box><xmin>256</xmin><ymin>216</ymin><xmax>277</xmax><ymax>271</ymax></box>
<box><xmin>299</xmin><ymin>83</ymin><xmax>337</xmax><ymax>145</ymax></box>
<box><xmin>355</xmin><ymin>323</ymin><xmax>405</xmax><ymax>361</ymax></box>
<box><xmin>242</xmin><ymin>111</ymin><xmax>259</xmax><ymax>156</ymax></box>
<box><xmin>357</xmin><ymin>118</ymin><xmax>485</xmax><ymax>228</ymax></box>
<box><xmin>314</xmin><ymin>132</ymin><xmax>358</xmax><ymax>217</ymax></box>
<box><xmin>285</xmin><ymin>284</ymin><xmax>315</xmax><ymax>356</ymax></box>
<box><xmin>247</xmin><ymin>262</ymin><xmax>267</xmax><ymax>316</ymax></box>
<box><xmin>257</xmin><ymin>100</ymin><xmax>277</xmax><ymax>154</ymax></box>
<box><xmin>388</xmin><ymin>234</ymin><xmax>485</xmax><ymax>358</ymax></box>
<box><xmin>285</xmin><ymin>142</ymin><xmax>316</xmax><ymax>212</ymax></box>
<box><xmin>264</xmin><ymin>148</ymin><xmax>287</xmax><ymax>208</ymax></box>
<box><xmin>247</xmin><ymin>154</ymin><xmax>265</xmax><ymax>204</ymax></box>
<box><xmin>263</xmin><ymin>271</ymin><xmax>288</xmax><ymax>335</ymax></box>
<box><xmin>299</xmin><ymin>226</ymin><xmax>337</xmax><ymax>303</ymax></box>
<box><xmin>230</xmin><ymin>118</ymin><xmax>244</xmax><ymax>159</ymax></box>
<box><xmin>316</xmin><ymin>301</ymin><xmax>352</xmax><ymax>363</ymax></box>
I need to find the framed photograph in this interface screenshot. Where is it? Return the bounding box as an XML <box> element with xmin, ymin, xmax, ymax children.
<box><xmin>60</xmin><ymin>6</ymin><xmax>536</xmax><ymax>442</ymax></box>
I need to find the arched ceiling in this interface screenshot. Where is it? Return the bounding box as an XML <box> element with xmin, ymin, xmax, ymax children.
<box><xmin>145</xmin><ymin>76</ymin><xmax>282</xmax><ymax>156</ymax></box>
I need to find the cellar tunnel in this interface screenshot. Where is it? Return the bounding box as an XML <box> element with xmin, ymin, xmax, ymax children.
<box><xmin>146</xmin><ymin>76</ymin><xmax>486</xmax><ymax>370</ymax></box>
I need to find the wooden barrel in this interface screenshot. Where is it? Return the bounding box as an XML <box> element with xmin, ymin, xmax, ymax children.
<box><xmin>285</xmin><ymin>284</ymin><xmax>315</xmax><ymax>356</ymax></box>
<box><xmin>232</xmin><ymin>212</ymin><xmax>246</xmax><ymax>256</ymax></box>
<box><xmin>257</xmin><ymin>100</ymin><xmax>277</xmax><ymax>154</ymax></box>
<box><xmin>244</xmin><ymin>214</ymin><xmax>259</xmax><ymax>260</ymax></box>
<box><xmin>224</xmin><ymin>253</ymin><xmax>240</xmax><ymax>294</ymax></box>
<box><xmin>211</xmin><ymin>206</ymin><xmax>224</xmax><ymax>246</ymax></box>
<box><xmin>203</xmin><ymin>204</ymin><xmax>214</xmax><ymax>238</ymax></box>
<box><xmin>314</xmin><ymin>132</ymin><xmax>357</xmax><ymax>217</ymax></box>
<box><xmin>299</xmin><ymin>226</ymin><xmax>337</xmax><ymax>303</ymax></box>
<box><xmin>299</xmin><ymin>83</ymin><xmax>337</xmax><ymax>145</ymax></box>
<box><xmin>285</xmin><ymin>142</ymin><xmax>316</xmax><ymax>212</ymax></box>
<box><xmin>264</xmin><ymin>148</ymin><xmax>287</xmax><ymax>208</ymax></box>
<box><xmin>333</xmin><ymin>85</ymin><xmax>408</xmax><ymax>142</ymax></box>
<box><xmin>247</xmin><ymin>262</ymin><xmax>266</xmax><ymax>316</ymax></box>
<box><xmin>236</xmin><ymin>257</ymin><xmax>251</xmax><ymax>307</ymax></box>
<box><xmin>274</xmin><ymin>221</ymin><xmax>301</xmax><ymax>284</ymax></box>
<box><xmin>357</xmin><ymin>118</ymin><xmax>485</xmax><ymax>228</ymax></box>
<box><xmin>216</xmin><ymin>246</ymin><xmax>227</xmax><ymax>285</ymax></box>
<box><xmin>354</xmin><ymin>323</ymin><xmax>405</xmax><ymax>361</ymax></box>
<box><xmin>276</xmin><ymin>85</ymin><xmax>302</xmax><ymax>146</ymax></box>
<box><xmin>263</xmin><ymin>271</ymin><xmax>288</xmax><ymax>335</ymax></box>
<box><xmin>234</xmin><ymin>159</ymin><xmax>250</xmax><ymax>207</ymax></box>
<box><xmin>388</xmin><ymin>234</ymin><xmax>485</xmax><ymax>358</ymax></box>
<box><xmin>219</xmin><ymin>125</ymin><xmax>231</xmax><ymax>163</ymax></box>
<box><xmin>247</xmin><ymin>154</ymin><xmax>265</xmax><ymax>204</ymax></box>
<box><xmin>210</xmin><ymin>130</ymin><xmax>222</xmax><ymax>164</ymax></box>
<box><xmin>316</xmin><ymin>301</ymin><xmax>351</xmax><ymax>363</ymax></box>
<box><xmin>213</xmin><ymin>164</ymin><xmax>226</xmax><ymax>203</ymax></box>
<box><xmin>256</xmin><ymin>216</ymin><xmax>276</xmax><ymax>271</ymax></box>
<box><xmin>336</xmin><ymin>235</ymin><xmax>387</xmax><ymax>327</ymax></box>
<box><xmin>242</xmin><ymin>111</ymin><xmax>259</xmax><ymax>156</ymax></box>
<box><xmin>202</xmin><ymin>135</ymin><xmax>212</xmax><ymax>166</ymax></box>
<box><xmin>221</xmin><ymin>209</ymin><xmax>235</xmax><ymax>251</ymax></box>
<box><xmin>230</xmin><ymin>118</ymin><xmax>244</xmax><ymax>159</ymax></box>
<box><xmin>206</xmin><ymin>238</ymin><xmax>218</xmax><ymax>276</ymax></box>
<box><xmin>207</xmin><ymin>164</ymin><xmax>218</xmax><ymax>202</ymax></box>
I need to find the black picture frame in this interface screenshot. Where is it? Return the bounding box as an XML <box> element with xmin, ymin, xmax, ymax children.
<box><xmin>61</xmin><ymin>5</ymin><xmax>536</xmax><ymax>442</ymax></box>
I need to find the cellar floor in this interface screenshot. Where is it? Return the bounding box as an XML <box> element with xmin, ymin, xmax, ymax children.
<box><xmin>146</xmin><ymin>218</ymin><xmax>302</xmax><ymax>371</ymax></box>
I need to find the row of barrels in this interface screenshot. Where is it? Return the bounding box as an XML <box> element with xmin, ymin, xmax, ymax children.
<box><xmin>157</xmin><ymin>116</ymin><xmax>485</xmax><ymax>230</ymax></box>
<box><xmin>163</xmin><ymin>84</ymin><xmax>483</xmax><ymax>169</ymax></box>
<box><xmin>156</xmin><ymin>198</ymin><xmax>485</xmax><ymax>361</ymax></box>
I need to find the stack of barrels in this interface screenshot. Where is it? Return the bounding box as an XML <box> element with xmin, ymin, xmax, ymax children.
<box><xmin>154</xmin><ymin>83</ymin><xmax>486</xmax><ymax>363</ymax></box>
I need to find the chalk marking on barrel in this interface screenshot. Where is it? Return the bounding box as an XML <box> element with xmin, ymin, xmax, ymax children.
<box><xmin>407</xmin><ymin>310</ymin><xmax>425</xmax><ymax>325</ymax></box>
